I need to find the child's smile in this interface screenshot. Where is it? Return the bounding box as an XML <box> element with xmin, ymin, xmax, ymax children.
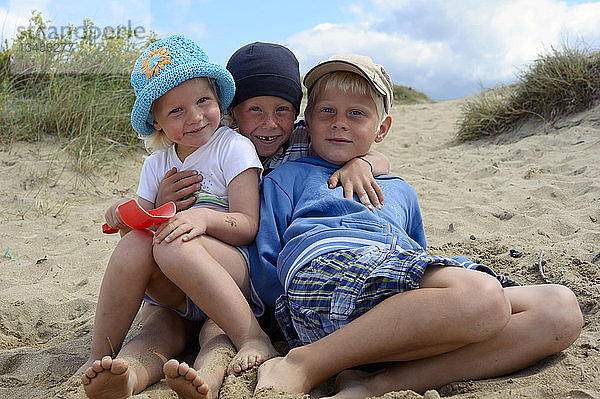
<box><xmin>152</xmin><ymin>78</ymin><xmax>222</xmax><ymax>160</ymax></box>
<box><xmin>185</xmin><ymin>124</ymin><xmax>210</xmax><ymax>136</ymax></box>
<box><xmin>256</xmin><ymin>134</ymin><xmax>279</xmax><ymax>142</ymax></box>
<box><xmin>232</xmin><ymin>96</ymin><xmax>296</xmax><ymax>158</ymax></box>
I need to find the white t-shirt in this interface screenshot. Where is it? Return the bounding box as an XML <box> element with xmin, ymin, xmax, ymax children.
<box><xmin>137</xmin><ymin>126</ymin><xmax>263</xmax><ymax>212</ymax></box>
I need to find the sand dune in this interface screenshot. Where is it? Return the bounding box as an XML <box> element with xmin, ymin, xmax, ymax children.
<box><xmin>0</xmin><ymin>96</ymin><xmax>598</xmax><ymax>398</ymax></box>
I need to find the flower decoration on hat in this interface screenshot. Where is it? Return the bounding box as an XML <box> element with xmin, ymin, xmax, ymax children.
<box><xmin>140</xmin><ymin>45</ymin><xmax>173</xmax><ymax>82</ymax></box>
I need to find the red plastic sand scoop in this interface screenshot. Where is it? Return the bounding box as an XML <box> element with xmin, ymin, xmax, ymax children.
<box><xmin>102</xmin><ymin>199</ymin><xmax>176</xmax><ymax>234</ymax></box>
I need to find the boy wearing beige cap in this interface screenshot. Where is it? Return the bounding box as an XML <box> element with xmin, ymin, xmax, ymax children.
<box><xmin>252</xmin><ymin>54</ymin><xmax>582</xmax><ymax>396</ymax></box>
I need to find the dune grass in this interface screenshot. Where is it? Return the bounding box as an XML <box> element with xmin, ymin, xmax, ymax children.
<box><xmin>393</xmin><ymin>84</ymin><xmax>431</xmax><ymax>104</ymax></box>
<box><xmin>3</xmin><ymin>73</ymin><xmax>140</xmax><ymax>171</ymax></box>
<box><xmin>0</xmin><ymin>11</ymin><xmax>154</xmax><ymax>173</ymax></box>
<box><xmin>457</xmin><ymin>44</ymin><xmax>600</xmax><ymax>141</ymax></box>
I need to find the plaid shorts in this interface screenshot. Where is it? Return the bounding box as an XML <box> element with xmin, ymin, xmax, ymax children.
<box><xmin>275</xmin><ymin>246</ymin><xmax>518</xmax><ymax>348</ymax></box>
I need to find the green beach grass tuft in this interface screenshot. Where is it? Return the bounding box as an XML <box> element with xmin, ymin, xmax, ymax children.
<box><xmin>393</xmin><ymin>84</ymin><xmax>431</xmax><ymax>104</ymax></box>
<box><xmin>457</xmin><ymin>44</ymin><xmax>600</xmax><ymax>141</ymax></box>
<box><xmin>0</xmin><ymin>11</ymin><xmax>156</xmax><ymax>173</ymax></box>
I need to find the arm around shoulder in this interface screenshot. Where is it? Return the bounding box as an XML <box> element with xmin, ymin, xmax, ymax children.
<box><xmin>363</xmin><ymin>149</ymin><xmax>390</xmax><ymax>176</ymax></box>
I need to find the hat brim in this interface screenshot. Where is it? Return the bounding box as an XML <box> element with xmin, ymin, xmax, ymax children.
<box><xmin>303</xmin><ymin>59</ymin><xmax>392</xmax><ymax>113</ymax></box>
<box><xmin>303</xmin><ymin>60</ymin><xmax>386</xmax><ymax>97</ymax></box>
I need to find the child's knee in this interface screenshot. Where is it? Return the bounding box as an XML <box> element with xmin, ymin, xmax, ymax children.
<box><xmin>480</xmin><ymin>280</ymin><xmax>511</xmax><ymax>333</ymax></box>
<box><xmin>109</xmin><ymin>230</ymin><xmax>156</xmax><ymax>274</ymax></box>
<box><xmin>115</xmin><ymin>229</ymin><xmax>153</xmax><ymax>252</ymax></box>
<box><xmin>455</xmin><ymin>270</ymin><xmax>512</xmax><ymax>339</ymax></box>
<box><xmin>152</xmin><ymin>236</ymin><xmax>207</xmax><ymax>272</ymax></box>
<box><xmin>423</xmin><ymin>267</ymin><xmax>511</xmax><ymax>339</ymax></box>
<box><xmin>152</xmin><ymin>241</ymin><xmax>178</xmax><ymax>272</ymax></box>
<box><xmin>533</xmin><ymin>285</ymin><xmax>583</xmax><ymax>350</ymax></box>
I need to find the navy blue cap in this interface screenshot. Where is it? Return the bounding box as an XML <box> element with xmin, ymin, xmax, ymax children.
<box><xmin>226</xmin><ymin>42</ymin><xmax>302</xmax><ymax>116</ymax></box>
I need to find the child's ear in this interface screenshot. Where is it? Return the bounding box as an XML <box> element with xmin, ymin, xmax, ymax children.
<box><xmin>153</xmin><ymin>119</ymin><xmax>163</xmax><ymax>132</ymax></box>
<box><xmin>374</xmin><ymin>116</ymin><xmax>392</xmax><ymax>143</ymax></box>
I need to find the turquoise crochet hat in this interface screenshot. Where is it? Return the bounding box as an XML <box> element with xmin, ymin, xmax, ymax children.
<box><xmin>131</xmin><ymin>35</ymin><xmax>235</xmax><ymax>136</ymax></box>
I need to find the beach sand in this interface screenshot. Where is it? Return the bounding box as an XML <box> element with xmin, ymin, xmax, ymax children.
<box><xmin>0</xmin><ymin>96</ymin><xmax>598</xmax><ymax>398</ymax></box>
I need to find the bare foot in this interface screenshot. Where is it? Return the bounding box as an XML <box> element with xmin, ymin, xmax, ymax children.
<box><xmin>255</xmin><ymin>356</ymin><xmax>314</xmax><ymax>394</ymax></box>
<box><xmin>81</xmin><ymin>356</ymin><xmax>137</xmax><ymax>399</ymax></box>
<box><xmin>323</xmin><ymin>369</ymin><xmax>373</xmax><ymax>399</ymax></box>
<box><xmin>227</xmin><ymin>337</ymin><xmax>279</xmax><ymax>375</ymax></box>
<box><xmin>164</xmin><ymin>359</ymin><xmax>213</xmax><ymax>399</ymax></box>
<box><xmin>76</xmin><ymin>359</ymin><xmax>93</xmax><ymax>375</ymax></box>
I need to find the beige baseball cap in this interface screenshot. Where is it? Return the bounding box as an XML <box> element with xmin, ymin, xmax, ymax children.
<box><xmin>303</xmin><ymin>54</ymin><xmax>394</xmax><ymax>114</ymax></box>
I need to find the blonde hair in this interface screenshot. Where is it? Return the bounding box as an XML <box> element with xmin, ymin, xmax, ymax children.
<box><xmin>304</xmin><ymin>71</ymin><xmax>387</xmax><ymax>125</ymax></box>
<box><xmin>141</xmin><ymin>130</ymin><xmax>174</xmax><ymax>153</ymax></box>
<box><xmin>142</xmin><ymin>77</ymin><xmax>221</xmax><ymax>153</ymax></box>
<box><xmin>221</xmin><ymin>113</ymin><xmax>236</xmax><ymax>130</ymax></box>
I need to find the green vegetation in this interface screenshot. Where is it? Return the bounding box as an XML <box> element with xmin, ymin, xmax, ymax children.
<box><xmin>0</xmin><ymin>11</ymin><xmax>155</xmax><ymax>173</ymax></box>
<box><xmin>393</xmin><ymin>84</ymin><xmax>431</xmax><ymax>104</ymax></box>
<box><xmin>457</xmin><ymin>44</ymin><xmax>600</xmax><ymax>141</ymax></box>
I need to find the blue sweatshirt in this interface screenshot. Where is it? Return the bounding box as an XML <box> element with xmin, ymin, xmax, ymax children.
<box><xmin>249</xmin><ymin>156</ymin><xmax>427</xmax><ymax>310</ymax></box>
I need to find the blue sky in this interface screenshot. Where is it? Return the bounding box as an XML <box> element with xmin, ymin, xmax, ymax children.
<box><xmin>2</xmin><ymin>0</ymin><xmax>600</xmax><ymax>100</ymax></box>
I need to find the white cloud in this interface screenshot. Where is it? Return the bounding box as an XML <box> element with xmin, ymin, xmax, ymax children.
<box><xmin>314</xmin><ymin>23</ymin><xmax>335</xmax><ymax>31</ymax></box>
<box><xmin>0</xmin><ymin>0</ymin><xmax>49</xmax><ymax>41</ymax></box>
<box><xmin>0</xmin><ymin>10</ymin><xmax>26</xmax><ymax>42</ymax></box>
<box><xmin>287</xmin><ymin>0</ymin><xmax>600</xmax><ymax>99</ymax></box>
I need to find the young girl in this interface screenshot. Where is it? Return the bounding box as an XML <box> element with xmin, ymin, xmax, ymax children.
<box><xmin>78</xmin><ymin>35</ymin><xmax>277</xmax><ymax>399</ymax></box>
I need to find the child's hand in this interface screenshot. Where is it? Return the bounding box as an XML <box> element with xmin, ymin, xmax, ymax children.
<box><xmin>155</xmin><ymin>167</ymin><xmax>203</xmax><ymax>211</ymax></box>
<box><xmin>153</xmin><ymin>208</ymin><xmax>208</xmax><ymax>244</ymax></box>
<box><xmin>328</xmin><ymin>157</ymin><xmax>384</xmax><ymax>211</ymax></box>
<box><xmin>104</xmin><ymin>198</ymin><xmax>132</xmax><ymax>231</ymax></box>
